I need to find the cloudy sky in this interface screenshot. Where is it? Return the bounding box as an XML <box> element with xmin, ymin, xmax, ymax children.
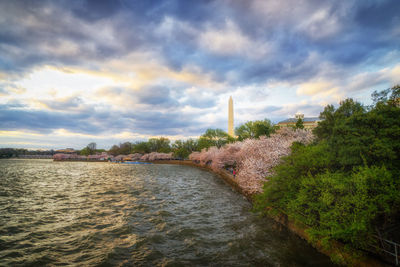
<box><xmin>0</xmin><ymin>0</ymin><xmax>399</xmax><ymax>149</ymax></box>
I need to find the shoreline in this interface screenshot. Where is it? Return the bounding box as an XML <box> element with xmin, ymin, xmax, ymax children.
<box><xmin>18</xmin><ymin>157</ymin><xmax>388</xmax><ymax>265</ymax></box>
<box><xmin>153</xmin><ymin>160</ymin><xmax>387</xmax><ymax>267</ymax></box>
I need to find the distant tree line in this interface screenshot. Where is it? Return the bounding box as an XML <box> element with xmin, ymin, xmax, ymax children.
<box><xmin>0</xmin><ymin>148</ymin><xmax>56</xmax><ymax>158</ymax></box>
<box><xmin>106</xmin><ymin>138</ymin><xmax>199</xmax><ymax>159</ymax></box>
<box><xmin>101</xmin><ymin>119</ymin><xmax>278</xmax><ymax>159</ymax></box>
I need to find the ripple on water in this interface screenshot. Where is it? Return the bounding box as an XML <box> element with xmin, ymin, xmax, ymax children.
<box><xmin>0</xmin><ymin>160</ymin><xmax>335</xmax><ymax>266</ymax></box>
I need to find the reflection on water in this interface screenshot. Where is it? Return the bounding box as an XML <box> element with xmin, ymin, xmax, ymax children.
<box><xmin>0</xmin><ymin>159</ymin><xmax>334</xmax><ymax>266</ymax></box>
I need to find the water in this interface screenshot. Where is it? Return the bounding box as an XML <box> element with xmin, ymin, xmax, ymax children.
<box><xmin>0</xmin><ymin>159</ymin><xmax>334</xmax><ymax>266</ymax></box>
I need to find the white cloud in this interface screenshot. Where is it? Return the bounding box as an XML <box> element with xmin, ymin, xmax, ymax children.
<box><xmin>295</xmin><ymin>64</ymin><xmax>400</xmax><ymax>104</ymax></box>
<box><xmin>15</xmin><ymin>66</ymin><xmax>118</xmax><ymax>98</ymax></box>
<box><xmin>198</xmin><ymin>20</ymin><xmax>272</xmax><ymax>59</ymax></box>
<box><xmin>155</xmin><ymin>16</ymin><xmax>197</xmax><ymax>39</ymax></box>
<box><xmin>297</xmin><ymin>80</ymin><xmax>336</xmax><ymax>96</ymax></box>
<box><xmin>389</xmin><ymin>65</ymin><xmax>400</xmax><ymax>84</ymax></box>
<box><xmin>297</xmin><ymin>8</ymin><xmax>342</xmax><ymax>40</ymax></box>
<box><xmin>156</xmin><ymin>16</ymin><xmax>272</xmax><ymax>60</ymax></box>
<box><xmin>41</xmin><ymin>39</ymin><xmax>81</xmax><ymax>57</ymax></box>
<box><xmin>249</xmin><ymin>0</ymin><xmax>350</xmax><ymax>40</ymax></box>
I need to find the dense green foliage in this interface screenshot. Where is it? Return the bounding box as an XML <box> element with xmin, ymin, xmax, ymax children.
<box><xmin>106</xmin><ymin>128</ymin><xmax>235</xmax><ymax>157</ymax></box>
<box><xmin>295</xmin><ymin>118</ymin><xmax>304</xmax><ymax>129</ymax></box>
<box><xmin>132</xmin><ymin>141</ymin><xmax>151</xmax><ymax>154</ymax></box>
<box><xmin>79</xmin><ymin>147</ymin><xmax>91</xmax><ymax>156</ymax></box>
<box><xmin>147</xmin><ymin>137</ymin><xmax>171</xmax><ymax>153</ymax></box>
<box><xmin>0</xmin><ymin>148</ymin><xmax>56</xmax><ymax>158</ymax></box>
<box><xmin>80</xmin><ymin>142</ymin><xmax>99</xmax><ymax>156</ymax></box>
<box><xmin>235</xmin><ymin>119</ymin><xmax>275</xmax><ymax>141</ymax></box>
<box><xmin>106</xmin><ymin>137</ymin><xmax>199</xmax><ymax>159</ymax></box>
<box><xmin>106</xmin><ymin>128</ymin><xmax>235</xmax><ymax>158</ymax></box>
<box><xmin>108</xmin><ymin>142</ymin><xmax>134</xmax><ymax>156</ymax></box>
<box><xmin>255</xmin><ymin>86</ymin><xmax>400</xmax><ymax>251</ymax></box>
<box><xmin>172</xmin><ymin>139</ymin><xmax>198</xmax><ymax>159</ymax></box>
<box><xmin>197</xmin><ymin>128</ymin><xmax>235</xmax><ymax>149</ymax></box>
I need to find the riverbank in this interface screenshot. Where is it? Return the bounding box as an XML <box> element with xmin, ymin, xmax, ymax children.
<box><xmin>153</xmin><ymin>160</ymin><xmax>387</xmax><ymax>266</ymax></box>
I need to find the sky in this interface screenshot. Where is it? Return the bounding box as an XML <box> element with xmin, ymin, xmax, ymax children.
<box><xmin>0</xmin><ymin>0</ymin><xmax>399</xmax><ymax>150</ymax></box>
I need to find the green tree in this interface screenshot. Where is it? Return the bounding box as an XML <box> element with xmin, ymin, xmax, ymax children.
<box><xmin>371</xmin><ymin>85</ymin><xmax>400</xmax><ymax>106</ymax></box>
<box><xmin>81</xmin><ymin>142</ymin><xmax>97</xmax><ymax>155</ymax></box>
<box><xmin>132</xmin><ymin>141</ymin><xmax>150</xmax><ymax>154</ymax></box>
<box><xmin>108</xmin><ymin>145</ymin><xmax>120</xmax><ymax>156</ymax></box>
<box><xmin>118</xmin><ymin>142</ymin><xmax>133</xmax><ymax>155</ymax></box>
<box><xmin>173</xmin><ymin>147</ymin><xmax>190</xmax><ymax>159</ymax></box>
<box><xmin>313</xmin><ymin>96</ymin><xmax>400</xmax><ymax>171</ymax></box>
<box><xmin>285</xmin><ymin>165</ymin><xmax>400</xmax><ymax>249</ymax></box>
<box><xmin>235</xmin><ymin>119</ymin><xmax>274</xmax><ymax>141</ymax></box>
<box><xmin>295</xmin><ymin>118</ymin><xmax>304</xmax><ymax>129</ymax></box>
<box><xmin>0</xmin><ymin>148</ymin><xmax>27</xmax><ymax>158</ymax></box>
<box><xmin>312</xmin><ymin>104</ymin><xmax>335</xmax><ymax>140</ymax></box>
<box><xmin>87</xmin><ymin>142</ymin><xmax>97</xmax><ymax>153</ymax></box>
<box><xmin>148</xmin><ymin>137</ymin><xmax>171</xmax><ymax>153</ymax></box>
<box><xmin>183</xmin><ymin>138</ymin><xmax>198</xmax><ymax>151</ymax></box>
<box><xmin>198</xmin><ymin>128</ymin><xmax>234</xmax><ymax>149</ymax></box>
<box><xmin>172</xmin><ymin>139</ymin><xmax>199</xmax><ymax>159</ymax></box>
<box><xmin>80</xmin><ymin>147</ymin><xmax>91</xmax><ymax>156</ymax></box>
<box><xmin>313</xmin><ymin>99</ymin><xmax>365</xmax><ymax>141</ymax></box>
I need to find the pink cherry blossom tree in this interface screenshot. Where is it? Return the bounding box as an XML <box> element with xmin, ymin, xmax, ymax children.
<box><xmin>140</xmin><ymin>152</ymin><xmax>173</xmax><ymax>161</ymax></box>
<box><xmin>189</xmin><ymin>128</ymin><xmax>313</xmax><ymax>195</ymax></box>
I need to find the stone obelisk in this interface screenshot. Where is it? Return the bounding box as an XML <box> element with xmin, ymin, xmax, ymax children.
<box><xmin>228</xmin><ymin>96</ymin><xmax>234</xmax><ymax>137</ymax></box>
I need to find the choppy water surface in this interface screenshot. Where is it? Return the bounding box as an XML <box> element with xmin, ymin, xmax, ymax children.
<box><xmin>0</xmin><ymin>159</ymin><xmax>334</xmax><ymax>266</ymax></box>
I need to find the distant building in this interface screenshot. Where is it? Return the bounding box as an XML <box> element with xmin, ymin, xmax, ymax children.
<box><xmin>277</xmin><ymin>113</ymin><xmax>321</xmax><ymax>129</ymax></box>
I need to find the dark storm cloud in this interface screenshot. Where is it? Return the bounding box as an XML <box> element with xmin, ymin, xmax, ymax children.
<box><xmin>0</xmin><ymin>0</ymin><xmax>221</xmax><ymax>74</ymax></box>
<box><xmin>1</xmin><ymin>0</ymin><xmax>399</xmax><ymax>81</ymax></box>
<box><xmin>0</xmin><ymin>99</ymin><xmax>134</xmax><ymax>135</ymax></box>
<box><xmin>184</xmin><ymin>96</ymin><xmax>216</xmax><ymax>109</ymax></box>
<box><xmin>119</xmin><ymin>0</ymin><xmax>217</xmax><ymax>23</ymax></box>
<box><xmin>98</xmin><ymin>86</ymin><xmax>181</xmax><ymax>109</ymax></box>
<box><xmin>0</xmin><ymin>103</ymin><xmax>96</xmax><ymax>133</ymax></box>
<box><xmin>0</xmin><ymin>0</ymin><xmax>151</xmax><ymax>74</ymax></box>
<box><xmin>130</xmin><ymin>111</ymin><xmax>192</xmax><ymax>135</ymax></box>
<box><xmin>0</xmin><ymin>0</ymin><xmax>399</xmax><ymax>140</ymax></box>
<box><xmin>0</xmin><ymin>98</ymin><xmax>204</xmax><ymax>136</ymax></box>
<box><xmin>136</xmin><ymin>86</ymin><xmax>180</xmax><ymax>107</ymax></box>
<box><xmin>354</xmin><ymin>0</ymin><xmax>400</xmax><ymax>29</ymax></box>
<box><xmin>71</xmin><ymin>0</ymin><xmax>123</xmax><ymax>21</ymax></box>
<box><xmin>187</xmin><ymin>0</ymin><xmax>400</xmax><ymax>84</ymax></box>
<box><xmin>40</xmin><ymin>97</ymin><xmax>85</xmax><ymax>111</ymax></box>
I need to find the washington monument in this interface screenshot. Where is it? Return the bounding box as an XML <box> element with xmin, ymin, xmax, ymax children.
<box><xmin>228</xmin><ymin>96</ymin><xmax>234</xmax><ymax>137</ymax></box>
